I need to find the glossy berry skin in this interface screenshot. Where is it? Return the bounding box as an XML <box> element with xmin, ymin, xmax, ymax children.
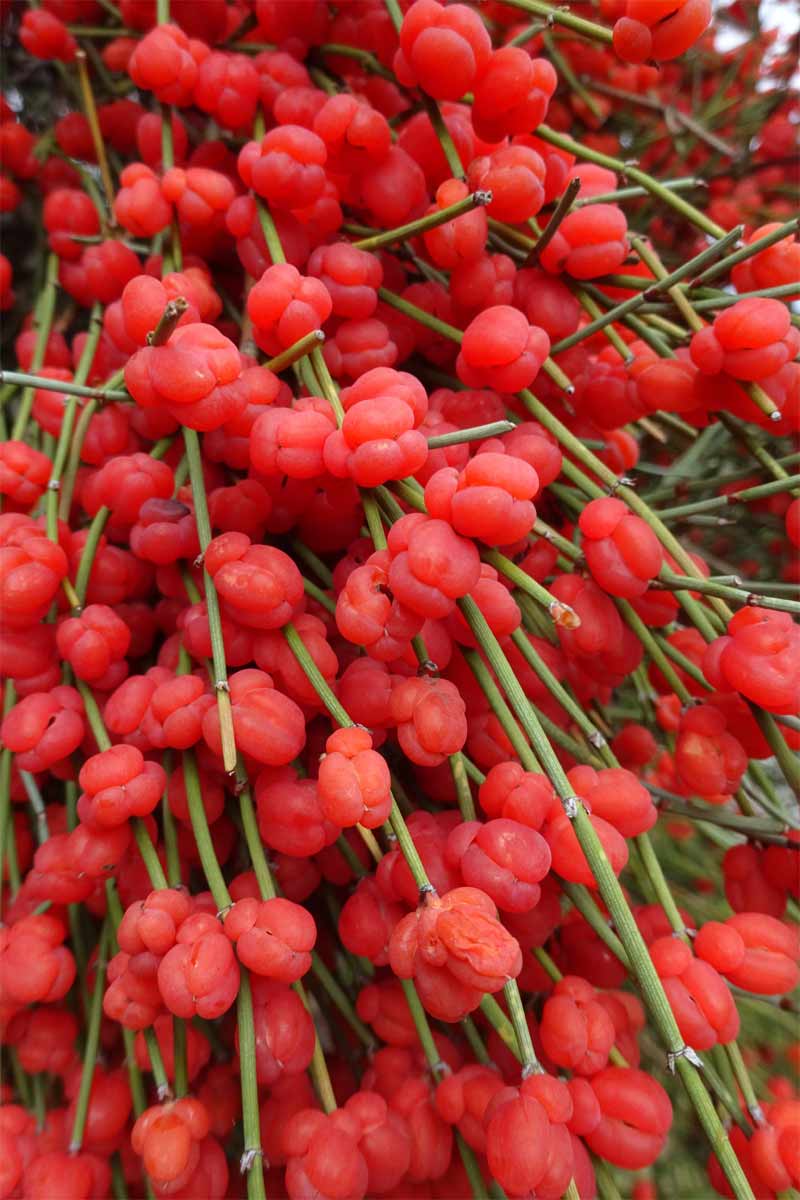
<box><xmin>393</xmin><ymin>0</ymin><xmax>491</xmax><ymax>101</ymax></box>
<box><xmin>247</xmin><ymin>263</ymin><xmax>332</xmax><ymax>357</ymax></box>
<box><xmin>0</xmin><ymin>441</ymin><xmax>52</xmax><ymax>512</ymax></box>
<box><xmin>161</xmin><ymin>166</ymin><xmax>237</xmax><ymax>227</ymax></box>
<box><xmin>318</xmin><ymin>726</ymin><xmax>392</xmax><ymax>829</ymax></box>
<box><xmin>250</xmin><ymin>402</ymin><xmax>336</xmax><ymax>481</ymax></box>
<box><xmin>540</xmin><ymin>204</ymin><xmax>629</xmax><ymax>279</ymax></box>
<box><xmin>471</xmin><ymin>48</ymin><xmax>557</xmax><ymax>142</ymax></box>
<box><xmin>314</xmin><ymin>93</ymin><xmax>392</xmax><ymax>184</ymax></box>
<box><xmin>484</xmin><ymin>1073</ymin><xmax>574</xmax><ymax>1200</ymax></box>
<box><xmin>390</xmin><ymin>887</ymin><xmax>522</xmax><ymax>1021</ymax></box>
<box><xmin>114</xmin><ymin>163</ymin><xmax>172</xmax><ymax>237</ymax></box>
<box><xmin>339</xmin><ymin>879</ymin><xmax>405</xmax><ymax>968</ymax></box>
<box><xmin>130</xmin><ymin>498</ymin><xmax>200</xmax><ymax>566</ymax></box>
<box><xmin>245</xmin><ymin>978</ymin><xmax>316</xmax><ymax>1086</ymax></box>
<box><xmin>56</xmin><ymin>603</ymin><xmax>131</xmax><ymax>684</ymax></box>
<box><xmin>125</xmin><ymin>323</ymin><xmax>247</xmax><ymax>433</ymax></box>
<box><xmin>544</xmin><ymin>802</ymin><xmax>629</xmax><ymax>889</ymax></box>
<box><xmin>674</xmin><ymin>704</ymin><xmax>748</xmax><ymax>802</ymax></box>
<box><xmin>128</xmin><ymin>24</ymin><xmax>208</xmax><ymax>106</ymax></box>
<box><xmin>714</xmin><ymin>913</ymin><xmax>800</xmax><ymax>997</ymax></box>
<box><xmin>282</xmin><ymin>1107</ymin><xmax>369</xmax><ymax>1200</ymax></box>
<box><xmin>540</xmin><ymin>975</ymin><xmax>616</xmax><ymax>1075</ymax></box>
<box><xmin>579</xmin><ymin>497</ymin><xmax>663</xmax><ymax>599</ymax></box>
<box><xmin>141</xmin><ymin>675</ymin><xmax>214</xmax><ymax>751</ymax></box>
<box><xmin>19</xmin><ymin>9</ymin><xmax>77</xmax><ymax>62</ymax></box>
<box><xmin>77</xmin><ymin>744</ymin><xmax>167</xmax><ymax>830</ymax></box>
<box><xmin>336</xmin><ymin>556</ymin><xmax>423</xmax><ymax>663</ymax></box>
<box><xmin>567</xmin><ymin>765</ymin><xmax>657</xmax><ymax>839</ymax></box>
<box><xmin>224</xmin><ymin>897</ymin><xmax>316</xmax><ymax>983</ymax></box>
<box><xmin>690</xmin><ymin>297</ymin><xmax>799</xmax><ymax>382</ymax></box>
<box><xmin>0</xmin><ymin>686</ymin><xmax>84</xmax><ymax>772</ymax></box>
<box><xmin>193</xmin><ymin>52</ymin><xmax>260</xmax><ymax>130</ymax></box>
<box><xmin>238</xmin><ymin>126</ymin><xmax>327</xmax><ymax>211</ymax></box>
<box><xmin>0</xmin><ymin>913</ymin><xmax>76</xmax><ymax>1009</ymax></box>
<box><xmin>6</xmin><ymin>1006</ymin><xmax>79</xmax><ymax>1077</ymax></box>
<box><xmin>82</xmin><ymin>452</ymin><xmax>174</xmax><ymax>537</ymax></box>
<box><xmin>131</xmin><ymin>1097</ymin><xmax>210</xmax><ymax>1189</ymax></box>
<box><xmin>446</xmin><ymin>818</ymin><xmax>551</xmax><ymax>913</ymax></box>
<box><xmin>479</xmin><ymin>763</ymin><xmax>554</xmax><ymax>831</ymax></box>
<box><xmin>158</xmin><ymin>912</ymin><xmax>240</xmax><ymax>1020</ymax></box>
<box><xmin>117</xmin><ymin>888</ymin><xmax>193</xmax><ymax>958</ymax></box>
<box><xmin>307</xmin><ymin>242</ymin><xmax>382</xmax><ymax>320</ymax></box>
<box><xmin>456</xmin><ymin>306</ymin><xmax>550</xmax><ymax>393</ymax></box>
<box><xmin>256</xmin><ymin>766</ymin><xmax>338</xmax><ymax>858</ymax></box>
<box><xmin>390</xmin><ymin>676</ymin><xmax>468</xmax><ymax>767</ymax></box>
<box><xmin>468</xmin><ymin>144</ymin><xmax>546</xmax><ymax>224</ymax></box>
<box><xmin>0</xmin><ymin>519</ymin><xmax>69</xmax><ymax>630</ymax></box>
<box><xmin>649</xmin><ymin>936</ymin><xmax>739</xmax><ymax>1050</ymax></box>
<box><xmin>585</xmin><ymin>1068</ymin><xmax>673</xmax><ymax>1169</ymax></box>
<box><xmin>203</xmin><ymin>669</ymin><xmax>306</xmax><ymax>767</ymax></box>
<box><xmin>703</xmin><ymin>608</ymin><xmax>800</xmax><ymax>716</ymax></box>
<box><xmin>613</xmin><ymin>0</ymin><xmax>712</xmax><ymax>64</ymax></box>
<box><xmin>750</xmin><ymin>1100</ymin><xmax>800</xmax><ymax>1193</ymax></box>
<box><xmin>425</xmin><ymin>452</ymin><xmax>540</xmax><ymax>546</ymax></box>
<box><xmin>119</xmin><ymin>270</ymin><xmax>218</xmax><ymax>346</ymax></box>
<box><xmin>387</xmin><ymin>512</ymin><xmax>481</xmax><ymax>620</ymax></box>
<box><xmin>204</xmin><ymin>532</ymin><xmax>303</xmax><ymax>631</ymax></box>
<box><xmin>324</xmin><ymin>367</ymin><xmax>429</xmax><ymax>488</ymax></box>
<box><xmin>435</xmin><ymin>1064</ymin><xmax>506</xmax><ymax>1153</ymax></box>
<box><xmin>732</xmin><ymin>223</ymin><xmax>800</xmax><ymax>297</ymax></box>
<box><xmin>423</xmin><ymin>179</ymin><xmax>488</xmax><ymax>270</ymax></box>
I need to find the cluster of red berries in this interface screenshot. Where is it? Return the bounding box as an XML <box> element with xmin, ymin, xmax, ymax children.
<box><xmin>1</xmin><ymin>0</ymin><xmax>799</xmax><ymax>1198</ymax></box>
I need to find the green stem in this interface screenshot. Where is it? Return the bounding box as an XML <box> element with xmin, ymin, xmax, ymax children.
<box><xmin>182</xmin><ymin>750</ymin><xmax>230</xmax><ymax>908</ymax></box>
<box><xmin>524</xmin><ymin>177</ymin><xmax>581</xmax><ymax>268</ymax></box>
<box><xmin>182</xmin><ymin>751</ymin><xmax>266</xmax><ymax>1198</ymax></box>
<box><xmin>310</xmin><ymin>952</ymin><xmax>376</xmax><ymax>1050</ymax></box>
<box><xmin>263</xmin><ymin>329</ymin><xmax>326</xmax><ymax>373</ymax></box>
<box><xmin>726</xmin><ymin>1043</ymin><xmax>765</xmax><ymax>1126</ymax></box>
<box><xmin>509</xmin><ymin>627</ymin><xmax>614</xmax><ymax>764</ymax></box>
<box><xmin>161</xmin><ymin>753</ymin><xmax>181</xmax><ymax>887</ymax></box>
<box><xmin>400</xmin><ymin>978</ymin><xmax>447</xmax><ymax>1075</ymax></box>
<box><xmin>533</xmin><ymin>125</ymin><xmax>727</xmax><ymax>237</ymax></box>
<box><xmin>236</xmin><ymin>973</ymin><xmax>268</xmax><ymax>1198</ymax></box>
<box><xmin>69</xmin><ymin>922</ymin><xmax>109</xmax><ymax>1151</ymax></box>
<box><xmin>427</xmin><ymin>420</ymin><xmax>514</xmax><ymax>448</ymax></box>
<box><xmin>143</xmin><ymin>1026</ymin><xmax>171</xmax><ymax>1100</ymax></box>
<box><xmin>548</xmin><ymin>225</ymin><xmax>742</xmax><ymax>355</ymax></box>
<box><xmin>485</xmin><ymin>549</ymin><xmax>580</xmax><ymax>628</ymax></box>
<box><xmin>503</xmin><ymin>981</ymin><xmax>540</xmax><ymax>1075</ymax></box>
<box><xmin>462</xmin><ymin>648</ymin><xmax>543</xmax><ymax>773</ymax></box>
<box><xmin>20</xmin><ymin>770</ymin><xmax>49</xmax><ymax>843</ymax></box>
<box><xmin>488</xmin><ymin>0</ymin><xmax>613</xmax><ymax>42</ymax></box>
<box><xmin>461</xmin><ymin>1016</ymin><xmax>493</xmax><ymax>1065</ymax></box>
<box><xmin>457</xmin><ymin>597</ymin><xmax>754</xmax><ymax>1200</ymax></box>
<box><xmin>655</xmin><ymin>472</ymin><xmax>800</xmax><ymax>518</ymax></box>
<box><xmin>450</xmin><ymin>752</ymin><xmax>476</xmax><ymax>822</ymax></box>
<box><xmin>752</xmin><ymin>709</ymin><xmax>800</xmax><ymax>795</ymax></box>
<box><xmin>183</xmin><ymin>428</ymin><xmax>236</xmax><ymax>772</ymax></box>
<box><xmin>73</xmin><ymin>509</ymin><xmax>110</xmax><ymax>606</ymax></box>
<box><xmin>361</xmin><ymin>489</ymin><xmax>388</xmax><ymax>551</ymax></box>
<box><xmin>133</xmin><ymin>820</ymin><xmax>168</xmax><ymax>890</ymax></box>
<box><xmin>560</xmin><ymin>881</ymin><xmax>630</xmax><ymax>967</ymax></box>
<box><xmin>692</xmin><ymin>216</ymin><xmax>799</xmax><ymax>287</ymax></box>
<box><xmin>354</xmin><ymin>189</ymin><xmax>490</xmax><ymax>252</ymax></box>
<box><xmin>658</xmin><ymin>572</ymin><xmax>800</xmax><ymax>617</ymax></box>
<box><xmin>11</xmin><ymin>253</ymin><xmax>60</xmax><ymax>439</ymax></box>
<box><xmin>419</xmin><ymin>93</ymin><xmax>466</xmax><ymax>179</ymax></box>
<box><xmin>60</xmin><ymin>399</ymin><xmax>97</xmax><ymax>521</ymax></box>
<box><xmin>0</xmin><ymin>370</ymin><xmax>128</xmax><ymax>403</ymax></box>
